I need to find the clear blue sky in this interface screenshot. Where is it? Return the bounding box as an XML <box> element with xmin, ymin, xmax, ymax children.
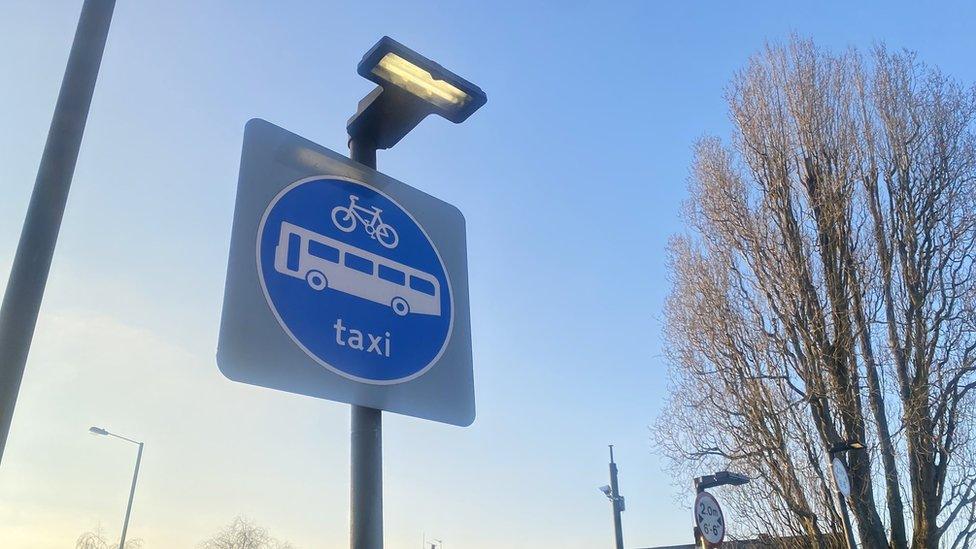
<box><xmin>2</xmin><ymin>1</ymin><xmax>975</xmax><ymax>548</ymax></box>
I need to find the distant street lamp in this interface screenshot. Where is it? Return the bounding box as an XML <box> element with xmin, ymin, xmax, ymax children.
<box><xmin>90</xmin><ymin>426</ymin><xmax>143</xmax><ymax>549</ymax></box>
<box><xmin>422</xmin><ymin>533</ymin><xmax>444</xmax><ymax>549</ymax></box>
<box><xmin>828</xmin><ymin>440</ymin><xmax>864</xmax><ymax>549</ymax></box>
<box><xmin>345</xmin><ymin>36</ymin><xmax>486</xmax><ymax>549</ymax></box>
<box><xmin>598</xmin><ymin>445</ymin><xmax>625</xmax><ymax>549</ymax></box>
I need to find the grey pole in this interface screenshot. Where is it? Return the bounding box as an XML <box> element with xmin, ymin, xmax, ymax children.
<box><xmin>837</xmin><ymin>490</ymin><xmax>857</xmax><ymax>549</ymax></box>
<box><xmin>693</xmin><ymin>479</ymin><xmax>703</xmax><ymax>548</ymax></box>
<box><xmin>608</xmin><ymin>445</ymin><xmax>624</xmax><ymax>549</ymax></box>
<box><xmin>829</xmin><ymin>455</ymin><xmax>857</xmax><ymax>549</ymax></box>
<box><xmin>348</xmin><ymin>137</ymin><xmax>382</xmax><ymax>549</ymax></box>
<box><xmin>0</xmin><ymin>0</ymin><xmax>116</xmax><ymax>464</ymax></box>
<box><xmin>119</xmin><ymin>441</ymin><xmax>143</xmax><ymax>548</ymax></box>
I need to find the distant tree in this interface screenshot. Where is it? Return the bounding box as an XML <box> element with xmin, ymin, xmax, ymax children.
<box><xmin>653</xmin><ymin>37</ymin><xmax>976</xmax><ymax>549</ymax></box>
<box><xmin>75</xmin><ymin>525</ymin><xmax>143</xmax><ymax>549</ymax></box>
<box><xmin>198</xmin><ymin>516</ymin><xmax>294</xmax><ymax>549</ymax></box>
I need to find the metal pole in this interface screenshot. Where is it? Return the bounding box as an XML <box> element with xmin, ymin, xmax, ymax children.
<box><xmin>349</xmin><ymin>137</ymin><xmax>382</xmax><ymax>549</ymax></box>
<box><xmin>0</xmin><ymin>0</ymin><xmax>116</xmax><ymax>465</ymax></box>
<box><xmin>693</xmin><ymin>479</ymin><xmax>703</xmax><ymax>548</ymax></box>
<box><xmin>608</xmin><ymin>445</ymin><xmax>624</xmax><ymax>549</ymax></box>
<box><xmin>119</xmin><ymin>441</ymin><xmax>143</xmax><ymax>548</ymax></box>
<box><xmin>837</xmin><ymin>490</ymin><xmax>856</xmax><ymax>549</ymax></box>
<box><xmin>829</xmin><ymin>455</ymin><xmax>857</xmax><ymax>549</ymax></box>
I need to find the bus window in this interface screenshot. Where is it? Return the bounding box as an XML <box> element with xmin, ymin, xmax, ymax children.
<box><xmin>287</xmin><ymin>233</ymin><xmax>301</xmax><ymax>271</ymax></box>
<box><xmin>344</xmin><ymin>253</ymin><xmax>373</xmax><ymax>275</ymax></box>
<box><xmin>308</xmin><ymin>240</ymin><xmax>339</xmax><ymax>263</ymax></box>
<box><xmin>409</xmin><ymin>276</ymin><xmax>436</xmax><ymax>296</ymax></box>
<box><xmin>378</xmin><ymin>264</ymin><xmax>405</xmax><ymax>285</ymax></box>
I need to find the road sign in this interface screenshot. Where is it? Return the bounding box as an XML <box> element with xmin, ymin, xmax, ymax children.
<box><xmin>832</xmin><ymin>457</ymin><xmax>851</xmax><ymax>498</ymax></box>
<box><xmin>695</xmin><ymin>491</ymin><xmax>726</xmax><ymax>547</ymax></box>
<box><xmin>218</xmin><ymin>119</ymin><xmax>474</xmax><ymax>426</ymax></box>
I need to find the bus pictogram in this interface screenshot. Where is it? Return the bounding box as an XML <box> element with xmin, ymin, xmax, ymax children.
<box><xmin>273</xmin><ymin>221</ymin><xmax>441</xmax><ymax>317</ymax></box>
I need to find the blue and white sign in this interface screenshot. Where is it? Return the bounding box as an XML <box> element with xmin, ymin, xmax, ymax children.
<box><xmin>218</xmin><ymin>119</ymin><xmax>474</xmax><ymax>426</ymax></box>
<box><xmin>258</xmin><ymin>177</ymin><xmax>452</xmax><ymax>384</ymax></box>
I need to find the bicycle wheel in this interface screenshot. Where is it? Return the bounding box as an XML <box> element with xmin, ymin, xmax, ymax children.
<box><xmin>331</xmin><ymin>206</ymin><xmax>356</xmax><ymax>232</ymax></box>
<box><xmin>375</xmin><ymin>223</ymin><xmax>399</xmax><ymax>249</ymax></box>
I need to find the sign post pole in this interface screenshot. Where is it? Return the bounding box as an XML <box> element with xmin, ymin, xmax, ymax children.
<box><xmin>349</xmin><ymin>137</ymin><xmax>383</xmax><ymax>549</ymax></box>
<box><xmin>831</xmin><ymin>456</ymin><xmax>857</xmax><ymax>549</ymax></box>
<box><xmin>0</xmin><ymin>0</ymin><xmax>115</xmax><ymax>465</ymax></box>
<box><xmin>838</xmin><ymin>490</ymin><xmax>856</xmax><ymax>549</ymax></box>
<box><xmin>350</xmin><ymin>404</ymin><xmax>382</xmax><ymax>549</ymax></box>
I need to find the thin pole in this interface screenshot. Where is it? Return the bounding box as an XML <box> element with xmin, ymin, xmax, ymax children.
<box><xmin>349</xmin><ymin>137</ymin><xmax>382</xmax><ymax>549</ymax></box>
<box><xmin>119</xmin><ymin>441</ymin><xmax>143</xmax><ymax>548</ymax></box>
<box><xmin>608</xmin><ymin>445</ymin><xmax>624</xmax><ymax>549</ymax></box>
<box><xmin>830</xmin><ymin>456</ymin><xmax>857</xmax><ymax>549</ymax></box>
<box><xmin>840</xmin><ymin>497</ymin><xmax>856</xmax><ymax>548</ymax></box>
<box><xmin>837</xmin><ymin>489</ymin><xmax>856</xmax><ymax>548</ymax></box>
<box><xmin>0</xmin><ymin>0</ymin><xmax>116</xmax><ymax>465</ymax></box>
<box><xmin>693</xmin><ymin>478</ymin><xmax>702</xmax><ymax>548</ymax></box>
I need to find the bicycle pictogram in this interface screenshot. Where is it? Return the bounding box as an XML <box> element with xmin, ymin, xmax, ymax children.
<box><xmin>331</xmin><ymin>194</ymin><xmax>399</xmax><ymax>249</ymax></box>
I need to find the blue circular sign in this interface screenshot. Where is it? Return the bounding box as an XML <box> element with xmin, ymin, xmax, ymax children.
<box><xmin>257</xmin><ymin>176</ymin><xmax>453</xmax><ymax>384</ymax></box>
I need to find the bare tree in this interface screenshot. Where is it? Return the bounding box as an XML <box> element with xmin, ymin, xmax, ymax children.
<box><xmin>198</xmin><ymin>516</ymin><xmax>295</xmax><ymax>549</ymax></box>
<box><xmin>75</xmin><ymin>525</ymin><xmax>143</xmax><ymax>549</ymax></box>
<box><xmin>653</xmin><ymin>37</ymin><xmax>976</xmax><ymax>549</ymax></box>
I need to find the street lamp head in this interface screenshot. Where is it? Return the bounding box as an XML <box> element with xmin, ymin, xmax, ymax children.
<box><xmin>599</xmin><ymin>485</ymin><xmax>612</xmax><ymax>498</ymax></box>
<box><xmin>717</xmin><ymin>471</ymin><xmax>750</xmax><ymax>486</ymax></box>
<box><xmin>695</xmin><ymin>470</ymin><xmax>750</xmax><ymax>491</ymax></box>
<box><xmin>89</xmin><ymin>426</ymin><xmax>109</xmax><ymax>436</ymax></box>
<box><xmin>357</xmin><ymin>36</ymin><xmax>486</xmax><ymax>123</ymax></box>
<box><xmin>829</xmin><ymin>440</ymin><xmax>866</xmax><ymax>455</ymax></box>
<box><xmin>348</xmin><ymin>36</ymin><xmax>487</xmax><ymax>150</ymax></box>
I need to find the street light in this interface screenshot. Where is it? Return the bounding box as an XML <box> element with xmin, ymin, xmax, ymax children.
<box><xmin>345</xmin><ymin>37</ymin><xmax>486</xmax><ymax>549</ymax></box>
<box><xmin>90</xmin><ymin>426</ymin><xmax>144</xmax><ymax>549</ymax></box>
<box><xmin>598</xmin><ymin>445</ymin><xmax>625</xmax><ymax>549</ymax></box>
<box><xmin>694</xmin><ymin>470</ymin><xmax>750</xmax><ymax>493</ymax></box>
<box><xmin>828</xmin><ymin>440</ymin><xmax>864</xmax><ymax>549</ymax></box>
<box><xmin>829</xmin><ymin>440</ymin><xmax>865</xmax><ymax>456</ymax></box>
<box><xmin>347</xmin><ymin>36</ymin><xmax>487</xmax><ymax>150</ymax></box>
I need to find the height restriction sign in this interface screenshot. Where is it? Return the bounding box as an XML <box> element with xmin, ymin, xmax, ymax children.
<box><xmin>695</xmin><ymin>491</ymin><xmax>726</xmax><ymax>547</ymax></box>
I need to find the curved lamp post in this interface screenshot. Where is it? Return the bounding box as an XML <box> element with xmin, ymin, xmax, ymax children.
<box><xmin>345</xmin><ymin>36</ymin><xmax>486</xmax><ymax>549</ymax></box>
<box><xmin>90</xmin><ymin>426</ymin><xmax>143</xmax><ymax>549</ymax></box>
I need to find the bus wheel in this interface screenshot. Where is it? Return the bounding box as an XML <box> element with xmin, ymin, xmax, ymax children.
<box><xmin>306</xmin><ymin>270</ymin><xmax>328</xmax><ymax>291</ymax></box>
<box><xmin>391</xmin><ymin>297</ymin><xmax>409</xmax><ymax>316</ymax></box>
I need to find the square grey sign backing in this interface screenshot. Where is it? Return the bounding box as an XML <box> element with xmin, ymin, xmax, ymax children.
<box><xmin>217</xmin><ymin>118</ymin><xmax>474</xmax><ymax>426</ymax></box>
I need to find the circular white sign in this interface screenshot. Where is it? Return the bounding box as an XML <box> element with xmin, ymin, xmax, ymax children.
<box><xmin>694</xmin><ymin>491</ymin><xmax>726</xmax><ymax>546</ymax></box>
<box><xmin>832</xmin><ymin>457</ymin><xmax>851</xmax><ymax>498</ymax></box>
